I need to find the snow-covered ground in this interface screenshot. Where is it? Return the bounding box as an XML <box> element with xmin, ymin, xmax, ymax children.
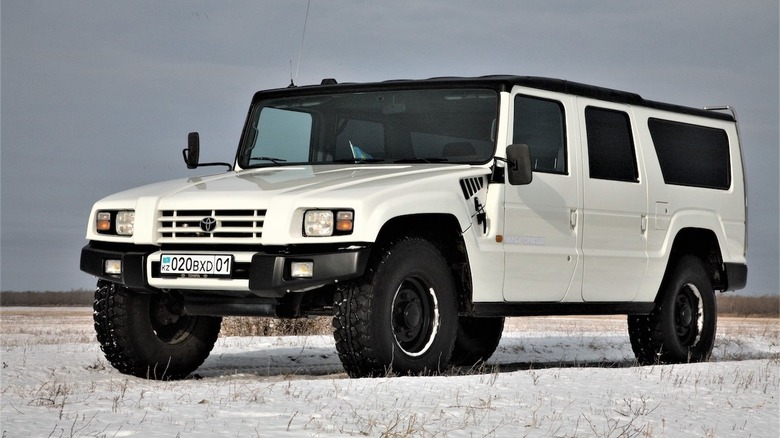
<box><xmin>1</xmin><ymin>308</ymin><xmax>778</xmax><ymax>437</ymax></box>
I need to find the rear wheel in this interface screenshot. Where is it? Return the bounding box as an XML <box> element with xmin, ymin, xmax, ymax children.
<box><xmin>332</xmin><ymin>238</ymin><xmax>458</xmax><ymax>377</ymax></box>
<box><xmin>628</xmin><ymin>255</ymin><xmax>717</xmax><ymax>365</ymax></box>
<box><xmin>93</xmin><ymin>281</ymin><xmax>221</xmax><ymax>380</ymax></box>
<box><xmin>450</xmin><ymin>316</ymin><xmax>505</xmax><ymax>367</ymax></box>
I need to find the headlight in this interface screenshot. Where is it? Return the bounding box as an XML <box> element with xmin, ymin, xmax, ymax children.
<box><xmin>96</xmin><ymin>210</ymin><xmax>135</xmax><ymax>236</ymax></box>
<box><xmin>303</xmin><ymin>209</ymin><xmax>353</xmax><ymax>237</ymax></box>
<box><xmin>116</xmin><ymin>211</ymin><xmax>135</xmax><ymax>236</ymax></box>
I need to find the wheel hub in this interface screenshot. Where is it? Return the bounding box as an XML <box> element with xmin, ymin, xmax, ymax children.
<box><xmin>394</xmin><ymin>289</ymin><xmax>423</xmax><ymax>342</ymax></box>
<box><xmin>150</xmin><ymin>295</ymin><xmax>195</xmax><ymax>344</ymax></box>
<box><xmin>401</xmin><ymin>294</ymin><xmax>422</xmax><ymax>328</ymax></box>
<box><xmin>391</xmin><ymin>277</ymin><xmax>438</xmax><ymax>355</ymax></box>
<box><xmin>674</xmin><ymin>287</ymin><xmax>699</xmax><ymax>343</ymax></box>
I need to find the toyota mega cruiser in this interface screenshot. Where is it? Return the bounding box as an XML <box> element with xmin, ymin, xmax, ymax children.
<box><xmin>80</xmin><ymin>76</ymin><xmax>748</xmax><ymax>379</ymax></box>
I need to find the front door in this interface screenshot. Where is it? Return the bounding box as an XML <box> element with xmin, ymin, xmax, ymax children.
<box><xmin>503</xmin><ymin>90</ymin><xmax>582</xmax><ymax>302</ymax></box>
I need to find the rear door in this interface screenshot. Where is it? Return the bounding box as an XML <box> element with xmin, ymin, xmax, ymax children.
<box><xmin>577</xmin><ymin>99</ymin><xmax>648</xmax><ymax>301</ymax></box>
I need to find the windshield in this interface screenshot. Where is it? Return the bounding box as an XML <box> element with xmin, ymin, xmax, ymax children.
<box><xmin>238</xmin><ymin>88</ymin><xmax>498</xmax><ymax>168</ymax></box>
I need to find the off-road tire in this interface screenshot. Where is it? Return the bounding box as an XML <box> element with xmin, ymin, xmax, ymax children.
<box><xmin>628</xmin><ymin>255</ymin><xmax>717</xmax><ymax>365</ymax></box>
<box><xmin>332</xmin><ymin>238</ymin><xmax>458</xmax><ymax>378</ymax></box>
<box><xmin>450</xmin><ymin>316</ymin><xmax>505</xmax><ymax>367</ymax></box>
<box><xmin>93</xmin><ymin>281</ymin><xmax>222</xmax><ymax>380</ymax></box>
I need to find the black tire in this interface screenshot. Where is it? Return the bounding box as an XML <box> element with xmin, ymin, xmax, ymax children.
<box><xmin>93</xmin><ymin>281</ymin><xmax>222</xmax><ymax>380</ymax></box>
<box><xmin>628</xmin><ymin>255</ymin><xmax>717</xmax><ymax>365</ymax></box>
<box><xmin>332</xmin><ymin>238</ymin><xmax>458</xmax><ymax>377</ymax></box>
<box><xmin>450</xmin><ymin>316</ymin><xmax>505</xmax><ymax>367</ymax></box>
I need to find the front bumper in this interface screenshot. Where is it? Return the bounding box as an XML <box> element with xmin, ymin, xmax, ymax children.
<box><xmin>80</xmin><ymin>242</ymin><xmax>371</xmax><ymax>297</ymax></box>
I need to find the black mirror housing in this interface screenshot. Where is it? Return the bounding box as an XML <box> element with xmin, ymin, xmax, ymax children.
<box><xmin>182</xmin><ymin>132</ymin><xmax>233</xmax><ymax>171</ymax></box>
<box><xmin>183</xmin><ymin>132</ymin><xmax>200</xmax><ymax>169</ymax></box>
<box><xmin>506</xmin><ymin>144</ymin><xmax>533</xmax><ymax>185</ymax></box>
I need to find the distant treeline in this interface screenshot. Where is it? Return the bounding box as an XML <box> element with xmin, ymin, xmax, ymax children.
<box><xmin>1</xmin><ymin>290</ymin><xmax>94</xmax><ymax>307</ymax></box>
<box><xmin>1</xmin><ymin>290</ymin><xmax>778</xmax><ymax>317</ymax></box>
<box><xmin>716</xmin><ymin>294</ymin><xmax>779</xmax><ymax>317</ymax></box>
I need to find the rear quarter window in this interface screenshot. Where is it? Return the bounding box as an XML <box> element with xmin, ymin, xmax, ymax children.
<box><xmin>648</xmin><ymin>118</ymin><xmax>731</xmax><ymax>189</ymax></box>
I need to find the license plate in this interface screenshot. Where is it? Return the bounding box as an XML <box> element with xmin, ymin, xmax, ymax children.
<box><xmin>160</xmin><ymin>254</ymin><xmax>233</xmax><ymax>278</ymax></box>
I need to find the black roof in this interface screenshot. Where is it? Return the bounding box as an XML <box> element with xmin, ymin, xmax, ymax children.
<box><xmin>252</xmin><ymin>75</ymin><xmax>735</xmax><ymax>122</ymax></box>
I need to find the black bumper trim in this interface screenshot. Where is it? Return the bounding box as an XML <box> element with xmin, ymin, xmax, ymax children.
<box><xmin>81</xmin><ymin>242</ymin><xmax>372</xmax><ymax>296</ymax></box>
<box><xmin>724</xmin><ymin>262</ymin><xmax>748</xmax><ymax>291</ymax></box>
<box><xmin>80</xmin><ymin>244</ymin><xmax>150</xmax><ymax>290</ymax></box>
<box><xmin>249</xmin><ymin>248</ymin><xmax>371</xmax><ymax>296</ymax></box>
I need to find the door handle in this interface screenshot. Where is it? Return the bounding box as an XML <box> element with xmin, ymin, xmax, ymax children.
<box><xmin>570</xmin><ymin>209</ymin><xmax>577</xmax><ymax>229</ymax></box>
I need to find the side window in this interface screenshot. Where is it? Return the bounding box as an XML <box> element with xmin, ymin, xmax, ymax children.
<box><xmin>585</xmin><ymin>107</ymin><xmax>638</xmax><ymax>182</ymax></box>
<box><xmin>514</xmin><ymin>95</ymin><xmax>567</xmax><ymax>174</ymax></box>
<box><xmin>648</xmin><ymin>118</ymin><xmax>731</xmax><ymax>189</ymax></box>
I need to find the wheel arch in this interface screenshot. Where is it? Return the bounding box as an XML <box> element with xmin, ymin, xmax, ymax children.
<box><xmin>663</xmin><ymin>227</ymin><xmax>726</xmax><ymax>296</ymax></box>
<box><xmin>373</xmin><ymin>214</ymin><xmax>473</xmax><ymax>312</ymax></box>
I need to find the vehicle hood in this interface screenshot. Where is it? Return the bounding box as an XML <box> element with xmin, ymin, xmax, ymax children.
<box><xmin>96</xmin><ymin>164</ymin><xmax>488</xmax><ymax>207</ymax></box>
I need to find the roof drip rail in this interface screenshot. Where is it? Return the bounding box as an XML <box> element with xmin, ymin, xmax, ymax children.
<box><xmin>704</xmin><ymin>105</ymin><xmax>739</xmax><ymax>122</ymax></box>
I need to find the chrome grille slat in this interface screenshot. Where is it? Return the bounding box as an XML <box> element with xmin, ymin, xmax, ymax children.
<box><xmin>157</xmin><ymin>209</ymin><xmax>266</xmax><ymax>243</ymax></box>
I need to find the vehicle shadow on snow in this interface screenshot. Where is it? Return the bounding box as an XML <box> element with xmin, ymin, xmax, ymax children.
<box><xmin>196</xmin><ymin>345</ymin><xmax>345</xmax><ymax>378</ymax></box>
<box><xmin>191</xmin><ymin>334</ymin><xmax>777</xmax><ymax>380</ymax></box>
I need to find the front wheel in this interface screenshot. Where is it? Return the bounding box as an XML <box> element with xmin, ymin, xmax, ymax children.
<box><xmin>93</xmin><ymin>281</ymin><xmax>222</xmax><ymax>380</ymax></box>
<box><xmin>628</xmin><ymin>255</ymin><xmax>717</xmax><ymax>365</ymax></box>
<box><xmin>332</xmin><ymin>238</ymin><xmax>458</xmax><ymax>377</ymax></box>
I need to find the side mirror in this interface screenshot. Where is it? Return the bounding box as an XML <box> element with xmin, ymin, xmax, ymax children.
<box><xmin>505</xmin><ymin>144</ymin><xmax>533</xmax><ymax>185</ymax></box>
<box><xmin>183</xmin><ymin>132</ymin><xmax>200</xmax><ymax>169</ymax></box>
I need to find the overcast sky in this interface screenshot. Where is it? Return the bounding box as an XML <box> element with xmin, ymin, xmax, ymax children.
<box><xmin>1</xmin><ymin>0</ymin><xmax>778</xmax><ymax>296</ymax></box>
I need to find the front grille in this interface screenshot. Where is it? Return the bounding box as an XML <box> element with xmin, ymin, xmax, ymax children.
<box><xmin>158</xmin><ymin>209</ymin><xmax>266</xmax><ymax>243</ymax></box>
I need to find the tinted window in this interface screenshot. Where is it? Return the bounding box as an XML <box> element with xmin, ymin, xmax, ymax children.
<box><xmin>335</xmin><ymin>119</ymin><xmax>385</xmax><ymax>160</ymax></box>
<box><xmin>585</xmin><ymin>107</ymin><xmax>638</xmax><ymax>182</ymax></box>
<box><xmin>251</xmin><ymin>108</ymin><xmax>312</xmax><ymax>162</ymax></box>
<box><xmin>240</xmin><ymin>88</ymin><xmax>498</xmax><ymax>168</ymax></box>
<box><xmin>648</xmin><ymin>118</ymin><xmax>731</xmax><ymax>189</ymax></box>
<box><xmin>514</xmin><ymin>95</ymin><xmax>567</xmax><ymax>174</ymax></box>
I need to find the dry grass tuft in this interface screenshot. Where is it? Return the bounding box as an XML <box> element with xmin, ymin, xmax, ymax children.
<box><xmin>718</xmin><ymin>294</ymin><xmax>779</xmax><ymax>317</ymax></box>
<box><xmin>221</xmin><ymin>316</ymin><xmax>332</xmax><ymax>337</ymax></box>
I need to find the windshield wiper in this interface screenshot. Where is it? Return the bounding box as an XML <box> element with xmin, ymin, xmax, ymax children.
<box><xmin>332</xmin><ymin>158</ymin><xmax>386</xmax><ymax>164</ymax></box>
<box><xmin>249</xmin><ymin>156</ymin><xmax>288</xmax><ymax>165</ymax></box>
<box><xmin>393</xmin><ymin>158</ymin><xmax>449</xmax><ymax>163</ymax></box>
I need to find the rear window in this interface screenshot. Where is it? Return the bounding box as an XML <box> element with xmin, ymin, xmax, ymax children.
<box><xmin>648</xmin><ymin>118</ymin><xmax>731</xmax><ymax>189</ymax></box>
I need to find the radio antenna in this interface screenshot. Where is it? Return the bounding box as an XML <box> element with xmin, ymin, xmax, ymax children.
<box><xmin>291</xmin><ymin>0</ymin><xmax>311</xmax><ymax>87</ymax></box>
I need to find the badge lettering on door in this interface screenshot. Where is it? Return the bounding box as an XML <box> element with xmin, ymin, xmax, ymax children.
<box><xmin>504</xmin><ymin>236</ymin><xmax>546</xmax><ymax>246</ymax></box>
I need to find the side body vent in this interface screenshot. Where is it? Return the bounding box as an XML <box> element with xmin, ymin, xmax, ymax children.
<box><xmin>459</xmin><ymin>176</ymin><xmax>485</xmax><ymax>200</ymax></box>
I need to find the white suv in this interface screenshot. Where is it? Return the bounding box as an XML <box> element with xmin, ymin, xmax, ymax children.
<box><xmin>81</xmin><ymin>76</ymin><xmax>747</xmax><ymax>379</ymax></box>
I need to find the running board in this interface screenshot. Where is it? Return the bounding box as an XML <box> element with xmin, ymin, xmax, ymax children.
<box><xmin>471</xmin><ymin>302</ymin><xmax>656</xmax><ymax>317</ymax></box>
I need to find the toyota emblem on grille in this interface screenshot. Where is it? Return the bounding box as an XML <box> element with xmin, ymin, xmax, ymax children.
<box><xmin>200</xmin><ymin>217</ymin><xmax>217</xmax><ymax>232</ymax></box>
